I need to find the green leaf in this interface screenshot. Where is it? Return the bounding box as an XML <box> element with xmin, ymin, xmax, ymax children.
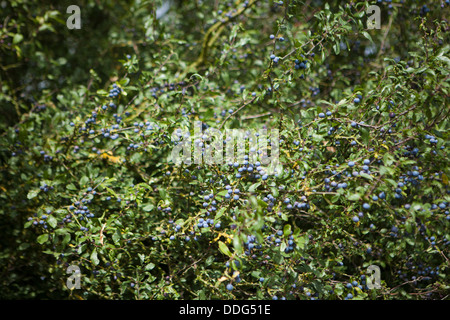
<box><xmin>145</xmin><ymin>263</ymin><xmax>155</xmax><ymax>271</ymax></box>
<box><xmin>96</xmin><ymin>89</ymin><xmax>109</xmax><ymax>96</ymax></box>
<box><xmin>295</xmin><ymin>235</ymin><xmax>309</xmax><ymax>250</ymax></box>
<box><xmin>91</xmin><ymin>249</ymin><xmax>99</xmax><ymax>266</ymax></box>
<box><xmin>360</xmin><ymin>173</ymin><xmax>373</xmax><ymax>181</ymax></box>
<box><xmin>360</xmin><ymin>128</ymin><xmax>370</xmax><ymax>145</ymax></box>
<box><xmin>37</xmin><ymin>234</ymin><xmax>49</xmax><ymax>244</ymax></box>
<box><xmin>55</xmin><ymin>228</ymin><xmax>69</xmax><ymax>235</ymax></box>
<box><xmin>333</xmin><ymin>42</ymin><xmax>340</xmax><ymax>55</ymax></box>
<box><xmin>62</xmin><ymin>233</ymin><xmax>71</xmax><ymax>246</ymax></box>
<box><xmin>205</xmin><ymin>255</ymin><xmax>214</xmax><ymax>266</ymax></box>
<box><xmin>218</xmin><ymin>241</ymin><xmax>232</xmax><ymax>257</ymax></box>
<box><xmin>112</xmin><ymin>229</ymin><xmax>121</xmax><ymax>244</ymax></box>
<box><xmin>355</xmin><ymin>10</ymin><xmax>365</xmax><ymax>18</ymax></box>
<box><xmin>217</xmin><ymin>190</ymin><xmax>229</xmax><ymax>197</ymax></box>
<box><xmin>385</xmin><ymin>179</ymin><xmax>398</xmax><ymax>187</ymax></box>
<box><xmin>47</xmin><ymin>215</ymin><xmax>57</xmax><ymax>228</ymax></box>
<box><xmin>379</xmin><ymin>166</ymin><xmax>394</xmax><ymax>176</ymax></box>
<box><xmin>233</xmin><ymin>235</ymin><xmax>243</xmax><ymax>254</ymax></box>
<box><xmin>27</xmin><ymin>189</ymin><xmax>40</xmax><ymax>199</ymax></box>
<box><xmin>362</xmin><ymin>31</ymin><xmax>373</xmax><ymax>43</ymax></box>
<box><xmin>436</xmin><ymin>55</ymin><xmax>450</xmax><ymax>66</ymax></box>
<box><xmin>229</xmin><ymin>23</ymin><xmax>241</xmax><ymax>42</ymax></box>
<box><xmin>248</xmin><ymin>182</ymin><xmax>261</xmax><ymax>192</ymax></box>
<box><xmin>283</xmin><ymin>224</ymin><xmax>292</xmax><ymax>237</ymax></box>
<box><xmin>348</xmin><ymin>193</ymin><xmax>361</xmax><ymax>201</ymax></box>
<box><xmin>80</xmin><ymin>176</ymin><xmax>89</xmax><ymax>187</ymax></box>
<box><xmin>158</xmin><ymin>188</ymin><xmax>167</xmax><ymax>200</ymax></box>
<box><xmin>215</xmin><ymin>207</ymin><xmax>226</xmax><ymax>222</ymax></box>
<box><xmin>13</xmin><ymin>33</ymin><xmax>23</xmax><ymax>44</ymax></box>
<box><xmin>270</xmin><ymin>187</ymin><xmax>279</xmax><ymax>198</ymax></box>
<box><xmin>18</xmin><ymin>243</ymin><xmax>30</xmax><ymax>251</ymax></box>
<box><xmin>334</xmin><ymin>283</ymin><xmax>344</xmax><ymax>296</ymax></box>
<box><xmin>66</xmin><ymin>183</ymin><xmax>77</xmax><ymax>191</ymax></box>
<box><xmin>143</xmin><ymin>203</ymin><xmax>154</xmax><ymax>212</ymax></box>
<box><xmin>383</xmin><ymin>152</ymin><xmax>394</xmax><ymax>166</ymax></box>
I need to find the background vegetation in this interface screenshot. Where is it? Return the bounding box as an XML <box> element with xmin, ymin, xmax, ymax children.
<box><xmin>0</xmin><ymin>0</ymin><xmax>449</xmax><ymax>300</ymax></box>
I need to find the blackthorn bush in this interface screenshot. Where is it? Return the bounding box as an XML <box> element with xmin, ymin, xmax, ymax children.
<box><xmin>0</xmin><ymin>0</ymin><xmax>448</xmax><ymax>300</ymax></box>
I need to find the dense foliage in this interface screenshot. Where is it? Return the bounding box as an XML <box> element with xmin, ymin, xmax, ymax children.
<box><xmin>0</xmin><ymin>0</ymin><xmax>449</xmax><ymax>300</ymax></box>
